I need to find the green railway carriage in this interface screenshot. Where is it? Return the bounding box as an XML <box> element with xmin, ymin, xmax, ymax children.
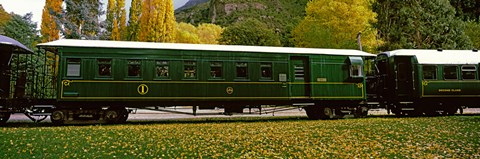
<box><xmin>36</xmin><ymin>39</ymin><xmax>374</xmax><ymax>123</ymax></box>
<box><xmin>373</xmin><ymin>49</ymin><xmax>480</xmax><ymax>116</ymax></box>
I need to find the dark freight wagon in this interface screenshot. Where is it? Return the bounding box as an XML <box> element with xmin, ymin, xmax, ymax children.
<box><xmin>371</xmin><ymin>49</ymin><xmax>480</xmax><ymax>116</ymax></box>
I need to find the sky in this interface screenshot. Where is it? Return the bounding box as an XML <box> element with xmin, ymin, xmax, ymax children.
<box><xmin>0</xmin><ymin>0</ymin><xmax>189</xmax><ymax>29</ymax></box>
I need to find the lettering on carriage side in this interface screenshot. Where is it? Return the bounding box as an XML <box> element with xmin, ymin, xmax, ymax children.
<box><xmin>226</xmin><ymin>87</ymin><xmax>234</xmax><ymax>95</ymax></box>
<box><xmin>438</xmin><ymin>89</ymin><xmax>461</xmax><ymax>92</ymax></box>
<box><xmin>138</xmin><ymin>84</ymin><xmax>149</xmax><ymax>95</ymax></box>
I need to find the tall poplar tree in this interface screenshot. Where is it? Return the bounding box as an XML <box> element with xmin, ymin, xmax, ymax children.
<box><xmin>106</xmin><ymin>0</ymin><xmax>126</xmax><ymax>40</ymax></box>
<box><xmin>41</xmin><ymin>0</ymin><xmax>62</xmax><ymax>42</ymax></box>
<box><xmin>138</xmin><ymin>0</ymin><xmax>175</xmax><ymax>42</ymax></box>
<box><xmin>106</xmin><ymin>0</ymin><xmax>116</xmax><ymax>39</ymax></box>
<box><xmin>126</xmin><ymin>0</ymin><xmax>142</xmax><ymax>41</ymax></box>
<box><xmin>117</xmin><ymin>0</ymin><xmax>126</xmax><ymax>40</ymax></box>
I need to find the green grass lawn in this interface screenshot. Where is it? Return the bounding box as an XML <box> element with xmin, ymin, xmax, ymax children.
<box><xmin>1</xmin><ymin>116</ymin><xmax>479</xmax><ymax>158</ymax></box>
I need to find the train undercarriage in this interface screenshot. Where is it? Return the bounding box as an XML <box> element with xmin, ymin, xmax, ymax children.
<box><xmin>0</xmin><ymin>99</ymin><xmax>371</xmax><ymax>124</ymax></box>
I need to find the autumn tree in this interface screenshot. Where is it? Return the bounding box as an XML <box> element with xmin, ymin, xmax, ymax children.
<box><xmin>176</xmin><ymin>22</ymin><xmax>200</xmax><ymax>44</ymax></box>
<box><xmin>197</xmin><ymin>23</ymin><xmax>223</xmax><ymax>44</ymax></box>
<box><xmin>175</xmin><ymin>22</ymin><xmax>223</xmax><ymax>44</ymax></box>
<box><xmin>373</xmin><ymin>0</ymin><xmax>472</xmax><ymax>50</ymax></box>
<box><xmin>106</xmin><ymin>0</ymin><xmax>126</xmax><ymax>40</ymax></box>
<box><xmin>40</xmin><ymin>0</ymin><xmax>62</xmax><ymax>42</ymax></box>
<box><xmin>220</xmin><ymin>18</ymin><xmax>281</xmax><ymax>46</ymax></box>
<box><xmin>126</xmin><ymin>0</ymin><xmax>141</xmax><ymax>41</ymax></box>
<box><xmin>292</xmin><ymin>0</ymin><xmax>378</xmax><ymax>52</ymax></box>
<box><xmin>138</xmin><ymin>0</ymin><xmax>176</xmax><ymax>42</ymax></box>
<box><xmin>0</xmin><ymin>5</ymin><xmax>11</xmax><ymax>34</ymax></box>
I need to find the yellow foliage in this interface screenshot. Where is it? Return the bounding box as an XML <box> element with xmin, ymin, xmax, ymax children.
<box><xmin>40</xmin><ymin>0</ymin><xmax>62</xmax><ymax>42</ymax></box>
<box><xmin>197</xmin><ymin>23</ymin><xmax>224</xmax><ymax>44</ymax></box>
<box><xmin>108</xmin><ymin>0</ymin><xmax>127</xmax><ymax>40</ymax></box>
<box><xmin>126</xmin><ymin>0</ymin><xmax>141</xmax><ymax>41</ymax></box>
<box><xmin>0</xmin><ymin>117</ymin><xmax>479</xmax><ymax>158</ymax></box>
<box><xmin>175</xmin><ymin>22</ymin><xmax>224</xmax><ymax>44</ymax></box>
<box><xmin>293</xmin><ymin>0</ymin><xmax>381</xmax><ymax>53</ymax></box>
<box><xmin>138</xmin><ymin>0</ymin><xmax>175</xmax><ymax>42</ymax></box>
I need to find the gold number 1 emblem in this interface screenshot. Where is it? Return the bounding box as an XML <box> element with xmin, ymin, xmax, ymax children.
<box><xmin>226</xmin><ymin>87</ymin><xmax>234</xmax><ymax>94</ymax></box>
<box><xmin>138</xmin><ymin>84</ymin><xmax>149</xmax><ymax>95</ymax></box>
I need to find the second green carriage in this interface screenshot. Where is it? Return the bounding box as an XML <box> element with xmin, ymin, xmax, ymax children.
<box><xmin>373</xmin><ymin>49</ymin><xmax>480</xmax><ymax>115</ymax></box>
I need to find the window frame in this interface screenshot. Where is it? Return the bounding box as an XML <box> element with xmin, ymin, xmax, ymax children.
<box><xmin>348</xmin><ymin>56</ymin><xmax>364</xmax><ymax>78</ymax></box>
<box><xmin>155</xmin><ymin>60</ymin><xmax>170</xmax><ymax>79</ymax></box>
<box><xmin>350</xmin><ymin>65</ymin><xmax>363</xmax><ymax>78</ymax></box>
<box><xmin>260</xmin><ymin>62</ymin><xmax>273</xmax><ymax>80</ymax></box>
<box><xmin>443</xmin><ymin>65</ymin><xmax>458</xmax><ymax>80</ymax></box>
<box><xmin>422</xmin><ymin>65</ymin><xmax>437</xmax><ymax>80</ymax></box>
<box><xmin>183</xmin><ymin>61</ymin><xmax>197</xmax><ymax>79</ymax></box>
<box><xmin>209</xmin><ymin>61</ymin><xmax>223</xmax><ymax>80</ymax></box>
<box><xmin>126</xmin><ymin>59</ymin><xmax>142</xmax><ymax>78</ymax></box>
<box><xmin>96</xmin><ymin>58</ymin><xmax>112</xmax><ymax>79</ymax></box>
<box><xmin>461</xmin><ymin>65</ymin><xmax>476</xmax><ymax>80</ymax></box>
<box><xmin>66</xmin><ymin>58</ymin><xmax>81</xmax><ymax>78</ymax></box>
<box><xmin>235</xmin><ymin>62</ymin><xmax>249</xmax><ymax>79</ymax></box>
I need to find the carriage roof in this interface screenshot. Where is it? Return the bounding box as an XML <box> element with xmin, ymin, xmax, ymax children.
<box><xmin>37</xmin><ymin>39</ymin><xmax>375</xmax><ymax>57</ymax></box>
<box><xmin>381</xmin><ymin>49</ymin><xmax>480</xmax><ymax>65</ymax></box>
<box><xmin>0</xmin><ymin>35</ymin><xmax>34</xmax><ymax>54</ymax></box>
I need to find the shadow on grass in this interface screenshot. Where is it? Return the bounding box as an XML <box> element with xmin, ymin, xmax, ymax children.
<box><xmin>2</xmin><ymin>113</ymin><xmax>480</xmax><ymax>128</ymax></box>
<box><xmin>0</xmin><ymin>116</ymin><xmax>312</xmax><ymax>128</ymax></box>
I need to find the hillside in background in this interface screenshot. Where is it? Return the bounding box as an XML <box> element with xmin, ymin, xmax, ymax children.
<box><xmin>175</xmin><ymin>0</ymin><xmax>309</xmax><ymax>46</ymax></box>
<box><xmin>175</xmin><ymin>0</ymin><xmax>209</xmax><ymax>12</ymax></box>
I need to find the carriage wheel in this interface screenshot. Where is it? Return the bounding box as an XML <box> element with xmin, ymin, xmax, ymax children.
<box><xmin>105</xmin><ymin>109</ymin><xmax>119</xmax><ymax>123</ymax></box>
<box><xmin>0</xmin><ymin>112</ymin><xmax>11</xmax><ymax>124</ymax></box>
<box><xmin>322</xmin><ymin>107</ymin><xmax>335</xmax><ymax>119</ymax></box>
<box><xmin>50</xmin><ymin>110</ymin><xmax>65</xmax><ymax>125</ymax></box>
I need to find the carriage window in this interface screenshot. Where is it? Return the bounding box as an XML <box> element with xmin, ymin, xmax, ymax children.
<box><xmin>127</xmin><ymin>60</ymin><xmax>141</xmax><ymax>77</ymax></box>
<box><xmin>184</xmin><ymin>61</ymin><xmax>196</xmax><ymax>78</ymax></box>
<box><xmin>66</xmin><ymin>58</ymin><xmax>81</xmax><ymax>77</ymax></box>
<box><xmin>236</xmin><ymin>62</ymin><xmax>248</xmax><ymax>78</ymax></box>
<box><xmin>423</xmin><ymin>65</ymin><xmax>437</xmax><ymax>80</ymax></box>
<box><xmin>210</xmin><ymin>62</ymin><xmax>223</xmax><ymax>78</ymax></box>
<box><xmin>348</xmin><ymin>56</ymin><xmax>363</xmax><ymax>78</ymax></box>
<box><xmin>461</xmin><ymin>65</ymin><xmax>476</xmax><ymax>80</ymax></box>
<box><xmin>97</xmin><ymin>59</ymin><xmax>112</xmax><ymax>77</ymax></box>
<box><xmin>350</xmin><ymin>65</ymin><xmax>362</xmax><ymax>77</ymax></box>
<box><xmin>444</xmin><ymin>66</ymin><xmax>458</xmax><ymax>80</ymax></box>
<box><xmin>156</xmin><ymin>60</ymin><xmax>169</xmax><ymax>78</ymax></box>
<box><xmin>260</xmin><ymin>63</ymin><xmax>272</xmax><ymax>79</ymax></box>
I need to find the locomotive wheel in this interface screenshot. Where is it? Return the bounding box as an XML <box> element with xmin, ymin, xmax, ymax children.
<box><xmin>51</xmin><ymin>110</ymin><xmax>65</xmax><ymax>125</ymax></box>
<box><xmin>0</xmin><ymin>113</ymin><xmax>11</xmax><ymax>124</ymax></box>
<box><xmin>305</xmin><ymin>106</ymin><xmax>321</xmax><ymax>120</ymax></box>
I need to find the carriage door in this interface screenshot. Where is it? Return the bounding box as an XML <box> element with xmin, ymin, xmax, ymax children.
<box><xmin>394</xmin><ymin>56</ymin><xmax>414</xmax><ymax>97</ymax></box>
<box><xmin>290</xmin><ymin>56</ymin><xmax>311</xmax><ymax>98</ymax></box>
